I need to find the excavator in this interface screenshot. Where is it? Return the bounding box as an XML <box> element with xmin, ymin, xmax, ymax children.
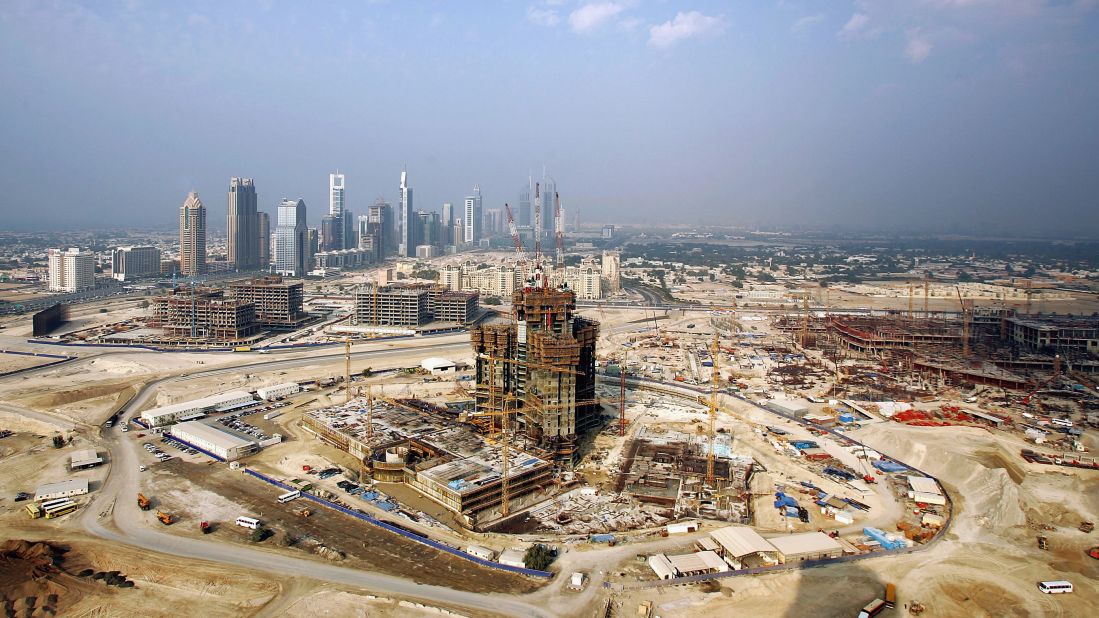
<box><xmin>156</xmin><ymin>510</ymin><xmax>173</xmax><ymax>525</ymax></box>
<box><xmin>136</xmin><ymin>493</ymin><xmax>151</xmax><ymax>511</ymax></box>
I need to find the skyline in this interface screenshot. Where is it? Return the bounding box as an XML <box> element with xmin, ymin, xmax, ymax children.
<box><xmin>1</xmin><ymin>1</ymin><xmax>1097</xmax><ymax>235</ymax></box>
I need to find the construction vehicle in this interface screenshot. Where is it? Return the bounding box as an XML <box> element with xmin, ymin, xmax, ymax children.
<box><xmin>137</xmin><ymin>493</ymin><xmax>151</xmax><ymax>511</ymax></box>
<box><xmin>1088</xmin><ymin>547</ymin><xmax>1099</xmax><ymax>560</ymax></box>
<box><xmin>156</xmin><ymin>510</ymin><xmax>173</xmax><ymax>525</ymax></box>
<box><xmin>296</xmin><ymin>508</ymin><xmax>312</xmax><ymax>517</ymax></box>
<box><xmin>199</xmin><ymin>521</ymin><xmax>211</xmax><ymax>534</ymax></box>
<box><xmin>1080</xmin><ymin>521</ymin><xmax>1094</xmax><ymax>533</ymax></box>
<box><xmin>1037</xmin><ymin>535</ymin><xmax>1048</xmax><ymax>550</ymax></box>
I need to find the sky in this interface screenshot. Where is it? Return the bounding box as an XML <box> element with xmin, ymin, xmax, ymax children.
<box><xmin>1</xmin><ymin>1</ymin><xmax>1097</xmax><ymax>236</ymax></box>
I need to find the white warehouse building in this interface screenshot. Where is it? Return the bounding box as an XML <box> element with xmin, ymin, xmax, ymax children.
<box><xmin>170</xmin><ymin>421</ymin><xmax>258</xmax><ymax>461</ymax></box>
<box><xmin>35</xmin><ymin>479</ymin><xmax>90</xmax><ymax>501</ymax></box>
<box><xmin>257</xmin><ymin>382</ymin><xmax>300</xmax><ymax>401</ymax></box>
<box><xmin>140</xmin><ymin>391</ymin><xmax>254</xmax><ymax>427</ymax></box>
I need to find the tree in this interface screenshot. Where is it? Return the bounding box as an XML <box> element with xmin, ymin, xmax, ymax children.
<box><xmin>51</xmin><ymin>435</ymin><xmax>64</xmax><ymax>448</ymax></box>
<box><xmin>361</xmin><ymin>367</ymin><xmax>372</xmax><ymax>378</ymax></box>
<box><xmin>250</xmin><ymin>526</ymin><xmax>270</xmax><ymax>542</ymax></box>
<box><xmin>483</xmin><ymin>296</ymin><xmax>502</xmax><ymax>306</ymax></box>
<box><xmin>523</xmin><ymin>544</ymin><xmax>555</xmax><ymax>571</ymax></box>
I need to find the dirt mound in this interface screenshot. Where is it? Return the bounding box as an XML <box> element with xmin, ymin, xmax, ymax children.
<box><xmin>0</xmin><ymin>540</ymin><xmax>69</xmax><ymax>616</ymax></box>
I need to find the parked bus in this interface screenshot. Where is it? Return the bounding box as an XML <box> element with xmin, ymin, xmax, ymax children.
<box><xmin>235</xmin><ymin>516</ymin><xmax>260</xmax><ymax>530</ymax></box>
<box><xmin>25</xmin><ymin>504</ymin><xmax>43</xmax><ymax>519</ymax></box>
<box><xmin>43</xmin><ymin>500</ymin><xmax>78</xmax><ymax>519</ymax></box>
<box><xmin>277</xmin><ymin>490</ymin><xmax>301</xmax><ymax>503</ymax></box>
<box><xmin>39</xmin><ymin>498</ymin><xmax>72</xmax><ymax>510</ymax></box>
<box><xmin>1038</xmin><ymin>581</ymin><xmax>1073</xmax><ymax>594</ymax></box>
<box><xmin>884</xmin><ymin>584</ymin><xmax>896</xmax><ymax>609</ymax></box>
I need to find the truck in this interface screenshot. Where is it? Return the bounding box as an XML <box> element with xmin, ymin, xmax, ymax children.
<box><xmin>857</xmin><ymin>599</ymin><xmax>886</xmax><ymax>618</ymax></box>
<box><xmin>137</xmin><ymin>494</ymin><xmax>151</xmax><ymax>511</ymax></box>
<box><xmin>156</xmin><ymin>510</ymin><xmax>173</xmax><ymax>525</ymax></box>
<box><xmin>234</xmin><ymin>346</ymin><xmax>252</xmax><ymax>352</ymax></box>
<box><xmin>884</xmin><ymin>583</ymin><xmax>896</xmax><ymax>609</ymax></box>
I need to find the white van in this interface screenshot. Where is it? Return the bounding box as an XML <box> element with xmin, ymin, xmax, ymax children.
<box><xmin>235</xmin><ymin>516</ymin><xmax>261</xmax><ymax>530</ymax></box>
<box><xmin>1038</xmin><ymin>581</ymin><xmax>1073</xmax><ymax>594</ymax></box>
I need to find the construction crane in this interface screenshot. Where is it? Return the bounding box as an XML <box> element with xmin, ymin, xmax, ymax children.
<box><xmin>799</xmin><ymin>294</ymin><xmax>811</xmax><ymax>348</ymax></box>
<box><xmin>554</xmin><ymin>192</ymin><xmax>564</xmax><ymax>269</ymax></box>
<box><xmin>707</xmin><ymin>334</ymin><xmax>720</xmax><ymax>486</ymax></box>
<box><xmin>955</xmin><ymin>286</ymin><xmax>971</xmax><ymax>357</ymax></box>
<box><xmin>619</xmin><ymin>350</ymin><xmax>628</xmax><ymax>437</ymax></box>
<box><xmin>505</xmin><ymin>203</ymin><xmax>524</xmax><ymax>259</ymax></box>
<box><xmin>923</xmin><ymin>273</ymin><xmax>931</xmax><ymax>318</ymax></box>
<box><xmin>344</xmin><ymin>337</ymin><xmax>352</xmax><ymax>403</ymax></box>
<box><xmin>533</xmin><ymin>182</ymin><xmax>542</xmax><ymax>262</ymax></box>
<box><xmin>907</xmin><ymin>281</ymin><xmax>914</xmax><ymax>320</ymax></box>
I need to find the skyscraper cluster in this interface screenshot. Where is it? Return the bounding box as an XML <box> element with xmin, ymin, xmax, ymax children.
<box><xmin>175</xmin><ymin>169</ymin><xmax>551</xmax><ymax>277</ymax></box>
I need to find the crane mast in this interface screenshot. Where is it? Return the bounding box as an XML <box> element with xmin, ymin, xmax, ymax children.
<box><xmin>533</xmin><ymin>182</ymin><xmax>542</xmax><ymax>262</ymax></box>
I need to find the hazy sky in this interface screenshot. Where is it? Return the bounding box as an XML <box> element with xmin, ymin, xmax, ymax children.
<box><xmin>2</xmin><ymin>1</ymin><xmax>1097</xmax><ymax>235</ymax></box>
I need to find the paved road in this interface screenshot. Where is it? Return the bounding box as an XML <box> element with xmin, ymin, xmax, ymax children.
<box><xmin>73</xmin><ymin>340</ymin><xmax>553</xmax><ymax>618</ymax></box>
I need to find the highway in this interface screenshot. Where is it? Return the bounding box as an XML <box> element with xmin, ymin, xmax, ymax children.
<box><xmin>73</xmin><ymin>340</ymin><xmax>553</xmax><ymax>618</ymax></box>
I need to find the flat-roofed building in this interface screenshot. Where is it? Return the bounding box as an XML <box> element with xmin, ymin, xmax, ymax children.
<box><xmin>906</xmin><ymin>475</ymin><xmax>942</xmax><ymax>496</ymax></box>
<box><xmin>430</xmin><ymin>290</ymin><xmax>479</xmax><ymax>325</ymax></box>
<box><xmin>112</xmin><ymin>246</ymin><xmax>162</xmax><ymax>281</ymax></box>
<box><xmin>150</xmin><ymin>287</ymin><xmax>259</xmax><ymax>342</ymax></box>
<box><xmin>70</xmin><ymin>449</ymin><xmax>104</xmax><ymax>470</ymax></box>
<box><xmin>354</xmin><ymin>284</ymin><xmax>430</xmax><ymax>327</ymax></box>
<box><xmin>767</xmin><ymin>532</ymin><xmax>844</xmax><ymax>563</ymax></box>
<box><xmin>170</xmin><ymin>420</ymin><xmax>258</xmax><ymax>461</ymax></box>
<box><xmin>140</xmin><ymin>391</ymin><xmax>254</xmax><ymax>427</ymax></box>
<box><xmin>229</xmin><ymin>275</ymin><xmax>307</xmax><ymax>329</ymax></box>
<box><xmin>709</xmin><ymin>526</ymin><xmax>779</xmax><ymax>568</ymax></box>
<box><xmin>665</xmin><ymin>551</ymin><xmax>730</xmax><ymax>577</ymax></box>
<box><xmin>35</xmin><ymin>479</ymin><xmax>89</xmax><ymax>501</ymax></box>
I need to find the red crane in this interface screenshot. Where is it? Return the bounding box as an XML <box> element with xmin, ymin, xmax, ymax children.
<box><xmin>504</xmin><ymin>203</ymin><xmax>524</xmax><ymax>257</ymax></box>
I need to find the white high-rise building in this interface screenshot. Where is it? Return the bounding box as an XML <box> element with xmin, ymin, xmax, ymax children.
<box><xmin>601</xmin><ymin>250</ymin><xmax>621</xmax><ymax>294</ymax></box>
<box><xmin>463</xmin><ymin>186</ymin><xmax>482</xmax><ymax>244</ymax></box>
<box><xmin>275</xmin><ymin>199</ymin><xmax>308</xmax><ymax>277</ymax></box>
<box><xmin>399</xmin><ymin>170</ymin><xmax>414</xmax><ymax>257</ymax></box>
<box><xmin>48</xmin><ymin>248</ymin><xmax>95</xmax><ymax>292</ymax></box>
<box><xmin>112</xmin><ymin>246</ymin><xmax>161</xmax><ymax>281</ymax></box>
<box><xmin>329</xmin><ymin>172</ymin><xmax>345</xmax><ymax>216</ymax></box>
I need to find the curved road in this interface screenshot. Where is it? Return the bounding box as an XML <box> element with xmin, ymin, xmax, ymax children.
<box><xmin>71</xmin><ymin>340</ymin><xmax>554</xmax><ymax>618</ymax></box>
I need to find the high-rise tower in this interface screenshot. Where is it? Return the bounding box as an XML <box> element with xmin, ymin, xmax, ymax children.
<box><xmin>179</xmin><ymin>192</ymin><xmax>207</xmax><ymax>277</ymax></box>
<box><xmin>399</xmin><ymin>170</ymin><xmax>414</xmax><ymax>257</ymax></box>
<box><xmin>275</xmin><ymin>198</ymin><xmax>308</xmax><ymax>277</ymax></box>
<box><xmin>227</xmin><ymin>177</ymin><xmax>259</xmax><ymax>270</ymax></box>
<box><xmin>463</xmin><ymin>186</ymin><xmax>482</xmax><ymax>244</ymax></box>
<box><xmin>519</xmin><ymin>179</ymin><xmax>532</xmax><ymax>227</ymax></box>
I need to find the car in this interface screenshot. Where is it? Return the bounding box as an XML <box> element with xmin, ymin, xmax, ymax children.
<box><xmin>14</xmin><ymin>492</ymin><xmax>31</xmax><ymax>502</ymax></box>
<box><xmin>139</xmin><ymin>465</ymin><xmax>146</xmax><ymax>472</ymax></box>
<box><xmin>121</xmin><ymin>426</ymin><xmax>130</xmax><ymax>433</ymax></box>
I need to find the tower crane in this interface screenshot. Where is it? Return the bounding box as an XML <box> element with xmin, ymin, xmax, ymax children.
<box><xmin>955</xmin><ymin>286</ymin><xmax>972</xmax><ymax>357</ymax></box>
<box><xmin>533</xmin><ymin>183</ymin><xmax>542</xmax><ymax>263</ymax></box>
<box><xmin>707</xmin><ymin>333</ymin><xmax>720</xmax><ymax>486</ymax></box>
<box><xmin>505</xmin><ymin>203</ymin><xmax>524</xmax><ymax>259</ymax></box>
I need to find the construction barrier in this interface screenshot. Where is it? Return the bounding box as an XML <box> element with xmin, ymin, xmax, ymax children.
<box><xmin>243</xmin><ymin>469</ymin><xmax>554</xmax><ymax>579</ymax></box>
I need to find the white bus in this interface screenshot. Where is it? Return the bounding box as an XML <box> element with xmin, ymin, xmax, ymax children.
<box><xmin>235</xmin><ymin>516</ymin><xmax>261</xmax><ymax>530</ymax></box>
<box><xmin>277</xmin><ymin>490</ymin><xmax>301</xmax><ymax>503</ymax></box>
<box><xmin>1038</xmin><ymin>581</ymin><xmax>1073</xmax><ymax>594</ymax></box>
<box><xmin>43</xmin><ymin>500</ymin><xmax>78</xmax><ymax>519</ymax></box>
<box><xmin>1050</xmin><ymin>419</ymin><xmax>1073</xmax><ymax>428</ymax></box>
<box><xmin>39</xmin><ymin>498</ymin><xmax>72</xmax><ymax>510</ymax></box>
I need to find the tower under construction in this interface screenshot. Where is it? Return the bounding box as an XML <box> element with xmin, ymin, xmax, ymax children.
<box><xmin>471</xmin><ymin>280</ymin><xmax>599</xmax><ymax>464</ymax></box>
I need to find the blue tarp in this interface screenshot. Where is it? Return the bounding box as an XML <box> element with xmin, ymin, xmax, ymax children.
<box><xmin>591</xmin><ymin>534</ymin><xmax>616</xmax><ymax>543</ymax></box>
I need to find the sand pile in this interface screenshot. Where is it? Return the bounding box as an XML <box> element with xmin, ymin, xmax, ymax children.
<box><xmin>853</xmin><ymin>424</ymin><xmax>1027</xmax><ymax>532</ymax></box>
<box><xmin>0</xmin><ymin>540</ymin><xmax>69</xmax><ymax>616</ymax></box>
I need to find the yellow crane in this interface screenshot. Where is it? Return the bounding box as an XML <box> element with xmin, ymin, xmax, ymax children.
<box><xmin>707</xmin><ymin>333</ymin><xmax>720</xmax><ymax>486</ymax></box>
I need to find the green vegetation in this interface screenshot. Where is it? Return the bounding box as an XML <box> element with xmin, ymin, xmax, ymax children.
<box><xmin>523</xmin><ymin>544</ymin><xmax>556</xmax><ymax>571</ymax></box>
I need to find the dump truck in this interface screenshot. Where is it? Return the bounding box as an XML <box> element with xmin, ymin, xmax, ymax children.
<box><xmin>296</xmin><ymin>508</ymin><xmax>312</xmax><ymax>517</ymax></box>
<box><xmin>137</xmin><ymin>494</ymin><xmax>151</xmax><ymax>511</ymax></box>
<box><xmin>156</xmin><ymin>510</ymin><xmax>173</xmax><ymax>525</ymax></box>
